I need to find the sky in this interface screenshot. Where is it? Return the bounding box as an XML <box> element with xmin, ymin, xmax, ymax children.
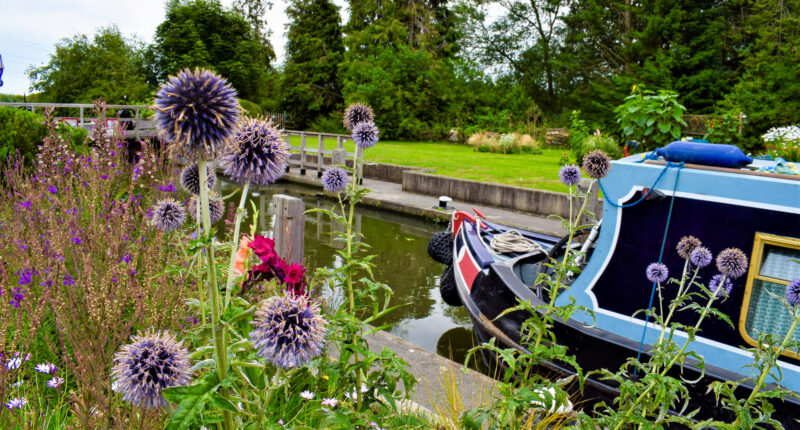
<box><xmin>0</xmin><ymin>0</ymin><xmax>347</xmax><ymax>95</ymax></box>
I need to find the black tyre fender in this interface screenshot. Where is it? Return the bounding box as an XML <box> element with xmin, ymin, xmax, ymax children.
<box><xmin>427</xmin><ymin>230</ymin><xmax>453</xmax><ymax>264</ymax></box>
<box><xmin>439</xmin><ymin>265</ymin><xmax>462</xmax><ymax>306</ymax></box>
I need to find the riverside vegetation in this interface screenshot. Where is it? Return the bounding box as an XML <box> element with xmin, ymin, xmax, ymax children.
<box><xmin>2</xmin><ymin>69</ymin><xmax>799</xmax><ymax>429</ymax></box>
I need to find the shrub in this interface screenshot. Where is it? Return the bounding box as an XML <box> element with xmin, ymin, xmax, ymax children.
<box><xmin>576</xmin><ymin>134</ymin><xmax>622</xmax><ymax>163</ymax></box>
<box><xmin>309</xmin><ymin>112</ymin><xmax>349</xmax><ymax>134</ymax></box>
<box><xmin>0</xmin><ymin>107</ymin><xmax>87</xmax><ymax>165</ymax></box>
<box><xmin>239</xmin><ymin>99</ymin><xmax>262</xmax><ymax>116</ymax></box>
<box><xmin>614</xmin><ymin>86</ymin><xmax>687</xmax><ymax>151</ymax></box>
<box><xmin>760</xmin><ymin>125</ymin><xmax>800</xmax><ymax>161</ymax></box>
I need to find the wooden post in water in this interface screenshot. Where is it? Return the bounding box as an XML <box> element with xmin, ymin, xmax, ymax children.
<box><xmin>273</xmin><ymin>194</ymin><xmax>304</xmax><ymax>264</ymax></box>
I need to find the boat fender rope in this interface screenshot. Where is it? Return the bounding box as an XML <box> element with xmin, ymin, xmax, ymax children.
<box><xmin>598</xmin><ymin>161</ymin><xmax>684</xmax><ymax>208</ymax></box>
<box><xmin>634</xmin><ymin>162</ymin><xmax>684</xmax><ymax>371</ymax></box>
<box><xmin>490</xmin><ymin>230</ymin><xmax>545</xmax><ymax>254</ymax></box>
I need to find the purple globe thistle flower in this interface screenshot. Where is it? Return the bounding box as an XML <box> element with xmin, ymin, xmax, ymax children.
<box><xmin>188</xmin><ymin>194</ymin><xmax>225</xmax><ymax>224</ymax></box>
<box><xmin>786</xmin><ymin>279</ymin><xmax>800</xmax><ymax>306</ymax></box>
<box><xmin>343</xmin><ymin>102</ymin><xmax>375</xmax><ymax>131</ymax></box>
<box><xmin>111</xmin><ymin>330</ymin><xmax>191</xmax><ymax>409</ymax></box>
<box><xmin>709</xmin><ymin>274</ymin><xmax>733</xmax><ymax>297</ymax></box>
<box><xmin>154</xmin><ymin>68</ymin><xmax>240</xmax><ymax>160</ymax></box>
<box><xmin>690</xmin><ymin>246</ymin><xmax>712</xmax><ymax>268</ymax></box>
<box><xmin>352</xmin><ymin>122</ymin><xmax>379</xmax><ymax>150</ymax></box>
<box><xmin>150</xmin><ymin>198</ymin><xmax>187</xmax><ymax>232</ymax></box>
<box><xmin>646</xmin><ymin>262</ymin><xmax>669</xmax><ymax>283</ymax></box>
<box><xmin>582</xmin><ymin>150</ymin><xmax>612</xmax><ymax>179</ymax></box>
<box><xmin>676</xmin><ymin>236</ymin><xmax>702</xmax><ymax>259</ymax></box>
<box><xmin>250</xmin><ymin>294</ymin><xmax>326</xmax><ymax>368</ymax></box>
<box><xmin>219</xmin><ymin>117</ymin><xmax>289</xmax><ymax>185</ymax></box>
<box><xmin>558</xmin><ymin>165</ymin><xmax>581</xmax><ymax>186</ymax></box>
<box><xmin>322</xmin><ymin>167</ymin><xmax>348</xmax><ymax>193</ymax></box>
<box><xmin>180</xmin><ymin>162</ymin><xmax>216</xmax><ymax>195</ymax></box>
<box><xmin>716</xmin><ymin>248</ymin><xmax>749</xmax><ymax>279</ymax></box>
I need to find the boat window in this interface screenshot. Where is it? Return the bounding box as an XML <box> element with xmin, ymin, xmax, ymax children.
<box><xmin>740</xmin><ymin>233</ymin><xmax>800</xmax><ymax>358</ymax></box>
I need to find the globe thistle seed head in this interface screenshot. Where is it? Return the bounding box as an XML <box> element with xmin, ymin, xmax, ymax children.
<box><xmin>180</xmin><ymin>162</ymin><xmax>216</xmax><ymax>195</ymax></box>
<box><xmin>786</xmin><ymin>279</ymin><xmax>800</xmax><ymax>306</ymax></box>
<box><xmin>716</xmin><ymin>248</ymin><xmax>749</xmax><ymax>279</ymax></box>
<box><xmin>250</xmin><ymin>294</ymin><xmax>326</xmax><ymax>368</ymax></box>
<box><xmin>558</xmin><ymin>165</ymin><xmax>581</xmax><ymax>186</ymax></box>
<box><xmin>352</xmin><ymin>122</ymin><xmax>379</xmax><ymax>150</ymax></box>
<box><xmin>690</xmin><ymin>246</ymin><xmax>712</xmax><ymax>268</ymax></box>
<box><xmin>188</xmin><ymin>193</ymin><xmax>225</xmax><ymax>224</ymax></box>
<box><xmin>676</xmin><ymin>236</ymin><xmax>702</xmax><ymax>259</ymax></box>
<box><xmin>646</xmin><ymin>262</ymin><xmax>669</xmax><ymax>283</ymax></box>
<box><xmin>111</xmin><ymin>330</ymin><xmax>191</xmax><ymax>409</ymax></box>
<box><xmin>343</xmin><ymin>102</ymin><xmax>374</xmax><ymax>131</ymax></box>
<box><xmin>151</xmin><ymin>198</ymin><xmax>187</xmax><ymax>232</ymax></box>
<box><xmin>220</xmin><ymin>117</ymin><xmax>289</xmax><ymax>185</ymax></box>
<box><xmin>709</xmin><ymin>274</ymin><xmax>733</xmax><ymax>297</ymax></box>
<box><xmin>154</xmin><ymin>68</ymin><xmax>240</xmax><ymax>160</ymax></box>
<box><xmin>582</xmin><ymin>150</ymin><xmax>612</xmax><ymax>179</ymax></box>
<box><xmin>322</xmin><ymin>167</ymin><xmax>348</xmax><ymax>193</ymax></box>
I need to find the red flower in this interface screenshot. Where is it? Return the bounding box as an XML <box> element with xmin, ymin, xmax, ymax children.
<box><xmin>285</xmin><ymin>263</ymin><xmax>306</xmax><ymax>285</ymax></box>
<box><xmin>248</xmin><ymin>235</ymin><xmax>275</xmax><ymax>259</ymax></box>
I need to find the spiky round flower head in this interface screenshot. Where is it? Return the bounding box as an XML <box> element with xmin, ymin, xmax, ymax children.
<box><xmin>709</xmin><ymin>274</ymin><xmax>733</xmax><ymax>297</ymax></box>
<box><xmin>250</xmin><ymin>294</ymin><xmax>327</xmax><ymax>369</ymax></box>
<box><xmin>716</xmin><ymin>248</ymin><xmax>749</xmax><ymax>279</ymax></box>
<box><xmin>151</xmin><ymin>198</ymin><xmax>187</xmax><ymax>232</ymax></box>
<box><xmin>690</xmin><ymin>246</ymin><xmax>712</xmax><ymax>268</ymax></box>
<box><xmin>180</xmin><ymin>162</ymin><xmax>216</xmax><ymax>195</ymax></box>
<box><xmin>646</xmin><ymin>262</ymin><xmax>669</xmax><ymax>283</ymax></box>
<box><xmin>676</xmin><ymin>236</ymin><xmax>702</xmax><ymax>260</ymax></box>
<box><xmin>219</xmin><ymin>117</ymin><xmax>289</xmax><ymax>185</ymax></box>
<box><xmin>188</xmin><ymin>193</ymin><xmax>225</xmax><ymax>224</ymax></box>
<box><xmin>322</xmin><ymin>167</ymin><xmax>348</xmax><ymax>193</ymax></box>
<box><xmin>558</xmin><ymin>165</ymin><xmax>581</xmax><ymax>186</ymax></box>
<box><xmin>352</xmin><ymin>122</ymin><xmax>379</xmax><ymax>150</ymax></box>
<box><xmin>111</xmin><ymin>330</ymin><xmax>191</xmax><ymax>409</ymax></box>
<box><xmin>582</xmin><ymin>150</ymin><xmax>612</xmax><ymax>179</ymax></box>
<box><xmin>154</xmin><ymin>68</ymin><xmax>240</xmax><ymax>160</ymax></box>
<box><xmin>786</xmin><ymin>279</ymin><xmax>800</xmax><ymax>306</ymax></box>
<box><xmin>343</xmin><ymin>102</ymin><xmax>374</xmax><ymax>131</ymax></box>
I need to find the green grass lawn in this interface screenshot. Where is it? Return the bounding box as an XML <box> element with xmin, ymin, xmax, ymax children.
<box><xmin>286</xmin><ymin>135</ymin><xmax>570</xmax><ymax>193</ymax></box>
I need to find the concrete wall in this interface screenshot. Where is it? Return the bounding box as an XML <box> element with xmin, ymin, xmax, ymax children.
<box><xmin>402</xmin><ymin>171</ymin><xmax>602</xmax><ymax>219</ymax></box>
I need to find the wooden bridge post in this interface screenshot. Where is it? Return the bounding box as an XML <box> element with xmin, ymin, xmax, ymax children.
<box><xmin>332</xmin><ymin>149</ymin><xmax>347</xmax><ymax>167</ymax></box>
<box><xmin>273</xmin><ymin>194</ymin><xmax>304</xmax><ymax>264</ymax></box>
<box><xmin>337</xmin><ymin>136</ymin><xmax>343</xmax><ymax>149</ymax></box>
<box><xmin>300</xmin><ymin>132</ymin><xmax>307</xmax><ymax>175</ymax></box>
<box><xmin>318</xmin><ymin>134</ymin><xmax>324</xmax><ymax>177</ymax></box>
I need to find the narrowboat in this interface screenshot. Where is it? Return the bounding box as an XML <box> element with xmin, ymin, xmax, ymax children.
<box><xmin>429</xmin><ymin>148</ymin><xmax>800</xmax><ymax>426</ymax></box>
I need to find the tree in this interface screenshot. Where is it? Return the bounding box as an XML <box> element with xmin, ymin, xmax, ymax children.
<box><xmin>281</xmin><ymin>0</ymin><xmax>344</xmax><ymax>128</ymax></box>
<box><xmin>147</xmin><ymin>0</ymin><xmax>275</xmax><ymax>102</ymax></box>
<box><xmin>28</xmin><ymin>26</ymin><xmax>150</xmax><ymax>103</ymax></box>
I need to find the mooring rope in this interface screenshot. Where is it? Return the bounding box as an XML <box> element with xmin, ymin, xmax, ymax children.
<box><xmin>490</xmin><ymin>230</ymin><xmax>544</xmax><ymax>254</ymax></box>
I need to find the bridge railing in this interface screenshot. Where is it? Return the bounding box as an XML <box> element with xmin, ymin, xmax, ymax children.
<box><xmin>0</xmin><ymin>102</ymin><xmax>157</xmax><ymax>139</ymax></box>
<box><xmin>283</xmin><ymin>129</ymin><xmax>361</xmax><ymax>178</ymax></box>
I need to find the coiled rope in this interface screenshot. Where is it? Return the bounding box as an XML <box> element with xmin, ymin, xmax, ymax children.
<box><xmin>490</xmin><ymin>230</ymin><xmax>545</xmax><ymax>254</ymax></box>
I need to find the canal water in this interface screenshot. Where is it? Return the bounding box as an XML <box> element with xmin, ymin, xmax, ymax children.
<box><xmin>219</xmin><ymin>179</ymin><xmax>482</xmax><ymax>367</ymax></box>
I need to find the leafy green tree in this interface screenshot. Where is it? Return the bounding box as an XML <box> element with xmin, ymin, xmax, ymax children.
<box><xmin>282</xmin><ymin>0</ymin><xmax>344</xmax><ymax>129</ymax></box>
<box><xmin>147</xmin><ymin>0</ymin><xmax>274</xmax><ymax>102</ymax></box>
<box><xmin>28</xmin><ymin>26</ymin><xmax>150</xmax><ymax>103</ymax></box>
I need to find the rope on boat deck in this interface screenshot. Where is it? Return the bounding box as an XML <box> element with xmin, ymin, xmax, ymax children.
<box><xmin>490</xmin><ymin>230</ymin><xmax>545</xmax><ymax>254</ymax></box>
<box><xmin>598</xmin><ymin>160</ymin><xmax>684</xmax><ymax>208</ymax></box>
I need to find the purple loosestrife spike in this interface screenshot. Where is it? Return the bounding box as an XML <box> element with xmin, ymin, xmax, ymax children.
<box><xmin>709</xmin><ymin>274</ymin><xmax>733</xmax><ymax>297</ymax></box>
<box><xmin>558</xmin><ymin>165</ymin><xmax>581</xmax><ymax>186</ymax></box>
<box><xmin>188</xmin><ymin>193</ymin><xmax>225</xmax><ymax>224</ymax></box>
<box><xmin>150</xmin><ymin>198</ymin><xmax>186</xmax><ymax>232</ymax></box>
<box><xmin>321</xmin><ymin>167</ymin><xmax>348</xmax><ymax>193</ymax></box>
<box><xmin>352</xmin><ymin>122</ymin><xmax>379</xmax><ymax>150</ymax></box>
<box><xmin>787</xmin><ymin>279</ymin><xmax>800</xmax><ymax>306</ymax></box>
<box><xmin>582</xmin><ymin>150</ymin><xmax>611</xmax><ymax>179</ymax></box>
<box><xmin>219</xmin><ymin>117</ymin><xmax>289</xmax><ymax>185</ymax></box>
<box><xmin>646</xmin><ymin>262</ymin><xmax>669</xmax><ymax>283</ymax></box>
<box><xmin>690</xmin><ymin>246</ymin><xmax>712</xmax><ymax>268</ymax></box>
<box><xmin>250</xmin><ymin>294</ymin><xmax>326</xmax><ymax>369</ymax></box>
<box><xmin>716</xmin><ymin>248</ymin><xmax>749</xmax><ymax>279</ymax></box>
<box><xmin>154</xmin><ymin>68</ymin><xmax>240</xmax><ymax>160</ymax></box>
<box><xmin>343</xmin><ymin>102</ymin><xmax>374</xmax><ymax>131</ymax></box>
<box><xmin>111</xmin><ymin>330</ymin><xmax>191</xmax><ymax>409</ymax></box>
<box><xmin>180</xmin><ymin>162</ymin><xmax>216</xmax><ymax>195</ymax></box>
<box><xmin>676</xmin><ymin>236</ymin><xmax>702</xmax><ymax>259</ymax></box>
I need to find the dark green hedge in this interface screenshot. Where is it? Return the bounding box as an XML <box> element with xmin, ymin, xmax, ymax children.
<box><xmin>0</xmin><ymin>107</ymin><xmax>88</xmax><ymax>165</ymax></box>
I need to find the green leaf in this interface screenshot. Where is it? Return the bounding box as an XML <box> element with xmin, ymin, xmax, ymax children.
<box><xmin>163</xmin><ymin>372</ymin><xmax>222</xmax><ymax>430</ymax></box>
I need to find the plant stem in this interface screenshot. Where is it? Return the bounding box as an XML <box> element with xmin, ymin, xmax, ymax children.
<box><xmin>224</xmin><ymin>180</ymin><xmax>250</xmax><ymax>309</ymax></box>
<box><xmin>197</xmin><ymin>157</ymin><xmax>232</xmax><ymax>430</ymax></box>
<box><xmin>195</xmin><ymin>198</ymin><xmax>207</xmax><ymax>325</ymax></box>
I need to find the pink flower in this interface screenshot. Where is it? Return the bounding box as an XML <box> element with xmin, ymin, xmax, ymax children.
<box><xmin>233</xmin><ymin>236</ymin><xmax>252</xmax><ymax>276</ymax></box>
<box><xmin>284</xmin><ymin>263</ymin><xmax>305</xmax><ymax>285</ymax></box>
<box><xmin>248</xmin><ymin>235</ymin><xmax>275</xmax><ymax>260</ymax></box>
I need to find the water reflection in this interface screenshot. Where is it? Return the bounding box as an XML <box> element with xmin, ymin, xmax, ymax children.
<box><xmin>219</xmin><ymin>180</ymin><xmax>476</xmax><ymax>366</ymax></box>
